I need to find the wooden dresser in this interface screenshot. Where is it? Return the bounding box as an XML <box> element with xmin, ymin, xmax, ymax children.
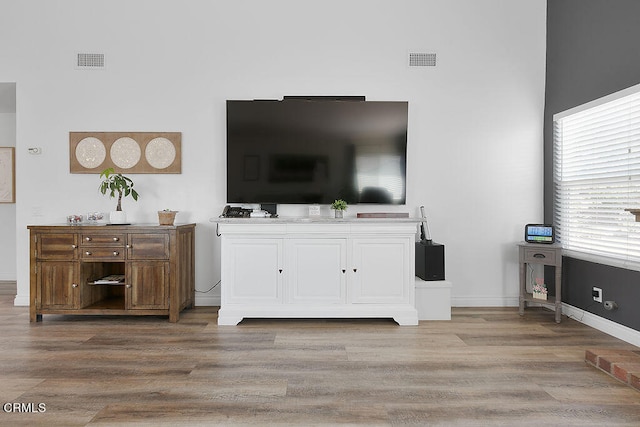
<box><xmin>28</xmin><ymin>223</ymin><xmax>196</xmax><ymax>322</ymax></box>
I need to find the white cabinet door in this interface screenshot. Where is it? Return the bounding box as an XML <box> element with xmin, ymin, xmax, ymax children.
<box><xmin>222</xmin><ymin>238</ymin><xmax>283</xmax><ymax>304</ymax></box>
<box><xmin>350</xmin><ymin>237</ymin><xmax>411</xmax><ymax>304</ymax></box>
<box><xmin>286</xmin><ymin>238</ymin><xmax>346</xmax><ymax>304</ymax></box>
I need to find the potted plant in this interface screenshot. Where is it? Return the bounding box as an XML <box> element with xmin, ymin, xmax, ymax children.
<box><xmin>158</xmin><ymin>209</ymin><xmax>178</xmax><ymax>226</ymax></box>
<box><xmin>99</xmin><ymin>168</ymin><xmax>139</xmax><ymax>224</ymax></box>
<box><xmin>331</xmin><ymin>199</ymin><xmax>348</xmax><ymax>219</ymax></box>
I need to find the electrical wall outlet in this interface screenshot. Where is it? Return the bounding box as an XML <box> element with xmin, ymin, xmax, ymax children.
<box><xmin>592</xmin><ymin>286</ymin><xmax>603</xmax><ymax>303</ymax></box>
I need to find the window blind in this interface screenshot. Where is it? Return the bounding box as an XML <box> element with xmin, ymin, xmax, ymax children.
<box><xmin>553</xmin><ymin>85</ymin><xmax>640</xmax><ymax>270</ymax></box>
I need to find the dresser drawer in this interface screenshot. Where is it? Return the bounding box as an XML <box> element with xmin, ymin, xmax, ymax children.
<box><xmin>81</xmin><ymin>247</ymin><xmax>125</xmax><ymax>260</ymax></box>
<box><xmin>127</xmin><ymin>234</ymin><xmax>170</xmax><ymax>260</ymax></box>
<box><xmin>522</xmin><ymin>247</ymin><xmax>559</xmax><ymax>264</ymax></box>
<box><xmin>81</xmin><ymin>234</ymin><xmax>125</xmax><ymax>246</ymax></box>
<box><xmin>37</xmin><ymin>233</ymin><xmax>78</xmax><ymax>260</ymax></box>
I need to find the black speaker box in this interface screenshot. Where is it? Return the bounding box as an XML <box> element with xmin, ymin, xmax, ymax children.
<box><xmin>415</xmin><ymin>241</ymin><xmax>445</xmax><ymax>281</ymax></box>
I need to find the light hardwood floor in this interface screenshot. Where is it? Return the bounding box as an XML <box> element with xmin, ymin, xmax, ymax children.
<box><xmin>1</xmin><ymin>293</ymin><xmax>639</xmax><ymax>426</ymax></box>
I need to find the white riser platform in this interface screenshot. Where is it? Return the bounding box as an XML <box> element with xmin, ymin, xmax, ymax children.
<box><xmin>415</xmin><ymin>278</ymin><xmax>452</xmax><ymax>320</ymax></box>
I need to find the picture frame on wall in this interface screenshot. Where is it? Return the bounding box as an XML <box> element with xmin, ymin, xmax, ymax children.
<box><xmin>69</xmin><ymin>132</ymin><xmax>181</xmax><ymax>174</ymax></box>
<box><xmin>0</xmin><ymin>147</ymin><xmax>15</xmax><ymax>203</ymax></box>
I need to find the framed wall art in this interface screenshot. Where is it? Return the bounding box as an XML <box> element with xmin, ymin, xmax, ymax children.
<box><xmin>0</xmin><ymin>147</ymin><xmax>15</xmax><ymax>203</ymax></box>
<box><xmin>70</xmin><ymin>132</ymin><xmax>181</xmax><ymax>174</ymax></box>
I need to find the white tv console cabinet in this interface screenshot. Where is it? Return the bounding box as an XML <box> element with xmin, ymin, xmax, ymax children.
<box><xmin>214</xmin><ymin>217</ymin><xmax>420</xmax><ymax>325</ymax></box>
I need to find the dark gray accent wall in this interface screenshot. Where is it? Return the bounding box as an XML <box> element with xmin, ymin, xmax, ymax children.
<box><xmin>544</xmin><ymin>1</ymin><xmax>640</xmax><ymax>330</ymax></box>
<box><xmin>563</xmin><ymin>257</ymin><xmax>640</xmax><ymax>329</ymax></box>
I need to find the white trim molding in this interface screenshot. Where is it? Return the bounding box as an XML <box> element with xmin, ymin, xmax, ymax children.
<box><xmin>563</xmin><ymin>303</ymin><xmax>640</xmax><ymax>347</ymax></box>
<box><xmin>452</xmin><ymin>296</ymin><xmax>520</xmax><ymax>307</ymax></box>
<box><xmin>13</xmin><ymin>294</ymin><xmax>29</xmax><ymax>307</ymax></box>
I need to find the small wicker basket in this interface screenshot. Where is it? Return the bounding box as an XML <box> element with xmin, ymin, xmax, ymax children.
<box><xmin>158</xmin><ymin>210</ymin><xmax>177</xmax><ymax>225</ymax></box>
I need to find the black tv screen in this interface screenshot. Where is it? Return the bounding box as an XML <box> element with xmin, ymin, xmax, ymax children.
<box><xmin>226</xmin><ymin>98</ymin><xmax>408</xmax><ymax>205</ymax></box>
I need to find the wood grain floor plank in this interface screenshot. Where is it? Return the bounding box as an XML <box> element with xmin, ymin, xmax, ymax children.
<box><xmin>1</xmin><ymin>296</ymin><xmax>639</xmax><ymax>425</ymax></box>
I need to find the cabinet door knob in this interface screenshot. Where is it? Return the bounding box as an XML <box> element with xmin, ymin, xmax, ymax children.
<box><xmin>342</xmin><ymin>269</ymin><xmax>346</xmax><ymax>274</ymax></box>
<box><xmin>126</xmin><ymin>244</ymin><xmax>132</xmax><ymax>248</ymax></box>
<box><xmin>279</xmin><ymin>269</ymin><xmax>283</xmax><ymax>274</ymax></box>
<box><xmin>71</xmin><ymin>244</ymin><xmax>77</xmax><ymax>249</ymax></box>
<box><xmin>72</xmin><ymin>283</ymin><xmax>78</xmax><ymax>288</ymax></box>
<box><xmin>353</xmin><ymin>268</ymin><xmax>358</xmax><ymax>273</ymax></box>
<box><xmin>125</xmin><ymin>284</ymin><xmax>132</xmax><ymax>289</ymax></box>
<box><xmin>85</xmin><ymin>237</ymin><xmax>92</xmax><ymax>241</ymax></box>
<box><xmin>85</xmin><ymin>251</ymin><xmax>92</xmax><ymax>256</ymax></box>
<box><xmin>113</xmin><ymin>251</ymin><xmax>119</xmax><ymax>256</ymax></box>
<box><xmin>112</xmin><ymin>237</ymin><xmax>120</xmax><ymax>242</ymax></box>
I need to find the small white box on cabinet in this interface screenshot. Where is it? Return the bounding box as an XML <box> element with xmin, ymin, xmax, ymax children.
<box><xmin>415</xmin><ymin>278</ymin><xmax>452</xmax><ymax>320</ymax></box>
<box><xmin>308</xmin><ymin>205</ymin><xmax>321</xmax><ymax>217</ymax></box>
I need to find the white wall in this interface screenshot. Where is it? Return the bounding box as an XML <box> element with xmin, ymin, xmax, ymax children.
<box><xmin>0</xmin><ymin>112</ymin><xmax>16</xmax><ymax>280</ymax></box>
<box><xmin>0</xmin><ymin>0</ymin><xmax>547</xmax><ymax>307</ymax></box>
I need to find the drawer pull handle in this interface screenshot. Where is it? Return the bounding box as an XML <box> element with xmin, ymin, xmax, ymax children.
<box><xmin>85</xmin><ymin>237</ymin><xmax>92</xmax><ymax>241</ymax></box>
<box><xmin>85</xmin><ymin>251</ymin><xmax>92</xmax><ymax>256</ymax></box>
<box><xmin>353</xmin><ymin>268</ymin><xmax>358</xmax><ymax>273</ymax></box>
<box><xmin>113</xmin><ymin>237</ymin><xmax>120</xmax><ymax>242</ymax></box>
<box><xmin>533</xmin><ymin>253</ymin><xmax>546</xmax><ymax>259</ymax></box>
<box><xmin>113</xmin><ymin>251</ymin><xmax>119</xmax><ymax>256</ymax></box>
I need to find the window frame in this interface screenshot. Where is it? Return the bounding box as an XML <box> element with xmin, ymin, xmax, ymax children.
<box><xmin>553</xmin><ymin>82</ymin><xmax>640</xmax><ymax>271</ymax></box>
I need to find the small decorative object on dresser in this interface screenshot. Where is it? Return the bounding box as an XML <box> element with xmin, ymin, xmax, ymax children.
<box><xmin>331</xmin><ymin>199</ymin><xmax>347</xmax><ymax>219</ymax></box>
<box><xmin>98</xmin><ymin>167</ymin><xmax>139</xmax><ymax>224</ymax></box>
<box><xmin>158</xmin><ymin>209</ymin><xmax>177</xmax><ymax>225</ymax></box>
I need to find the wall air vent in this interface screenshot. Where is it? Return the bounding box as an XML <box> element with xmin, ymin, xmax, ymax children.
<box><xmin>75</xmin><ymin>53</ymin><xmax>105</xmax><ymax>69</ymax></box>
<box><xmin>408</xmin><ymin>52</ymin><xmax>436</xmax><ymax>67</ymax></box>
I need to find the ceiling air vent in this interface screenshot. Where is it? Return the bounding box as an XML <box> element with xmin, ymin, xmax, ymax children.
<box><xmin>408</xmin><ymin>52</ymin><xmax>436</xmax><ymax>67</ymax></box>
<box><xmin>76</xmin><ymin>53</ymin><xmax>105</xmax><ymax>69</ymax></box>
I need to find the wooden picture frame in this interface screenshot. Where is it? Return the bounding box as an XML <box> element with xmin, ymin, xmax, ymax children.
<box><xmin>0</xmin><ymin>147</ymin><xmax>15</xmax><ymax>203</ymax></box>
<box><xmin>69</xmin><ymin>132</ymin><xmax>181</xmax><ymax>174</ymax></box>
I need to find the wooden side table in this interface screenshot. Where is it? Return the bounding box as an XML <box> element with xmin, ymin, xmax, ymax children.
<box><xmin>518</xmin><ymin>242</ymin><xmax>562</xmax><ymax>323</ymax></box>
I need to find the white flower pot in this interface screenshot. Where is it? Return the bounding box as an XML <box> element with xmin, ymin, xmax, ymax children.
<box><xmin>109</xmin><ymin>211</ymin><xmax>127</xmax><ymax>224</ymax></box>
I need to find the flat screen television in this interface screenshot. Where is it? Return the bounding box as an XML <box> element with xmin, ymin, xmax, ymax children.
<box><xmin>226</xmin><ymin>98</ymin><xmax>408</xmax><ymax>205</ymax></box>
